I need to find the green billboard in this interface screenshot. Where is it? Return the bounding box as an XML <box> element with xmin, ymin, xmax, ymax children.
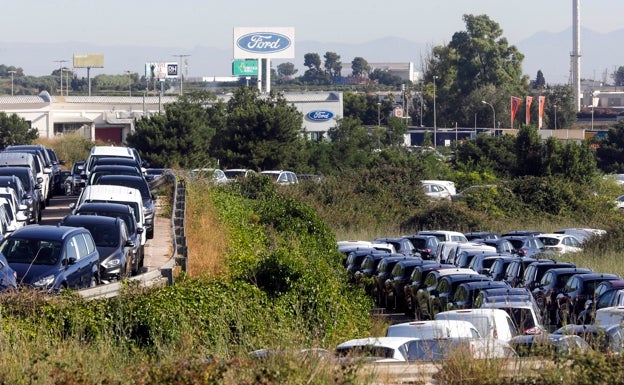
<box><xmin>232</xmin><ymin>59</ymin><xmax>258</xmax><ymax>76</ymax></box>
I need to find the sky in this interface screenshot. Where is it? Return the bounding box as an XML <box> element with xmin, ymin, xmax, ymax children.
<box><xmin>1</xmin><ymin>0</ymin><xmax>623</xmax><ymax>77</ymax></box>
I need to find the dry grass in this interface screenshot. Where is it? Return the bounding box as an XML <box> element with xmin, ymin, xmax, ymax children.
<box><xmin>185</xmin><ymin>185</ymin><xmax>229</xmax><ymax>279</ymax></box>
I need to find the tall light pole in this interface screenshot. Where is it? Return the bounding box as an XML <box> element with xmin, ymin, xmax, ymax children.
<box><xmin>54</xmin><ymin>60</ymin><xmax>67</xmax><ymax>96</ymax></box>
<box><xmin>173</xmin><ymin>54</ymin><xmax>190</xmax><ymax>95</ymax></box>
<box><xmin>125</xmin><ymin>70</ymin><xmax>132</xmax><ymax>96</ymax></box>
<box><xmin>8</xmin><ymin>70</ymin><xmax>16</xmax><ymax>96</ymax></box>
<box><xmin>377</xmin><ymin>102</ymin><xmax>381</xmax><ymax>127</ymax></box>
<box><xmin>481</xmin><ymin>100</ymin><xmax>495</xmax><ymax>131</ymax></box>
<box><xmin>554</xmin><ymin>104</ymin><xmax>558</xmax><ymax>129</ymax></box>
<box><xmin>433</xmin><ymin>75</ymin><xmax>438</xmax><ymax>147</ymax></box>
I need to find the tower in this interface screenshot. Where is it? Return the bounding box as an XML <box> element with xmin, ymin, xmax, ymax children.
<box><xmin>571</xmin><ymin>0</ymin><xmax>581</xmax><ymax>111</ymax></box>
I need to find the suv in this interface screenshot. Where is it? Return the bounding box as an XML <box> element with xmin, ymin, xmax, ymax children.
<box><xmin>0</xmin><ymin>168</ymin><xmax>42</xmax><ymax>224</ymax></box>
<box><xmin>1</xmin><ymin>225</ymin><xmax>100</xmax><ymax>292</ymax></box>
<box><xmin>502</xmin><ymin>235</ymin><xmax>547</xmax><ymax>258</ymax></box>
<box><xmin>4</xmin><ymin>145</ymin><xmax>56</xmax><ymax>200</ymax></box>
<box><xmin>65</xmin><ymin>161</ymin><xmax>85</xmax><ymax>195</ymax></box>
<box><xmin>556</xmin><ymin>273</ymin><xmax>622</xmax><ymax>325</ymax></box>
<box><xmin>404</xmin><ymin>263</ymin><xmax>455</xmax><ymax>318</ymax></box>
<box><xmin>521</xmin><ymin>260</ymin><xmax>576</xmax><ymax>291</ymax></box>
<box><xmin>401</xmin><ymin>235</ymin><xmax>439</xmax><ymax>260</ymax></box>
<box><xmin>260</xmin><ymin>170</ymin><xmax>298</xmax><ymax>185</ymax></box>
<box><xmin>384</xmin><ymin>258</ymin><xmax>425</xmax><ymax>311</ymax></box>
<box><xmin>415</xmin><ymin>268</ymin><xmax>481</xmax><ymax>320</ymax></box>
<box><xmin>577</xmin><ymin>279</ymin><xmax>624</xmax><ymax>325</ymax></box>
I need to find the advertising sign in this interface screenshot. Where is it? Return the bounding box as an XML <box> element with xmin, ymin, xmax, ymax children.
<box><xmin>73</xmin><ymin>53</ymin><xmax>104</xmax><ymax>68</ymax></box>
<box><xmin>233</xmin><ymin>27</ymin><xmax>295</xmax><ymax>59</ymax></box>
<box><xmin>145</xmin><ymin>62</ymin><xmax>179</xmax><ymax>79</ymax></box>
<box><xmin>232</xmin><ymin>59</ymin><xmax>259</xmax><ymax>76</ymax></box>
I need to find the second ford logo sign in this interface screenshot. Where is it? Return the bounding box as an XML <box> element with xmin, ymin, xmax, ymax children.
<box><xmin>307</xmin><ymin>110</ymin><xmax>334</xmax><ymax>122</ymax></box>
<box><xmin>236</xmin><ymin>32</ymin><xmax>291</xmax><ymax>54</ymax></box>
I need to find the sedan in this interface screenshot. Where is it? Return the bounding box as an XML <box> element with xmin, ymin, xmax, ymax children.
<box><xmin>536</xmin><ymin>233</ymin><xmax>583</xmax><ymax>254</ymax></box>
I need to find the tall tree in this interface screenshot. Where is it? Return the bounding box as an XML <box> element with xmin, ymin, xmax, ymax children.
<box><xmin>276</xmin><ymin>62</ymin><xmax>298</xmax><ymax>79</ymax></box>
<box><xmin>351</xmin><ymin>57</ymin><xmax>370</xmax><ymax>78</ymax></box>
<box><xmin>211</xmin><ymin>86</ymin><xmax>303</xmax><ymax>170</ymax></box>
<box><xmin>0</xmin><ymin>112</ymin><xmax>39</xmax><ymax>149</ymax></box>
<box><xmin>323</xmin><ymin>51</ymin><xmax>342</xmax><ymax>78</ymax></box>
<box><xmin>303</xmin><ymin>53</ymin><xmax>322</xmax><ymax>71</ymax></box>
<box><xmin>613</xmin><ymin>66</ymin><xmax>624</xmax><ymax>87</ymax></box>
<box><xmin>534</xmin><ymin>70</ymin><xmax>546</xmax><ymax>89</ymax></box>
<box><xmin>126</xmin><ymin>92</ymin><xmax>217</xmax><ymax>168</ymax></box>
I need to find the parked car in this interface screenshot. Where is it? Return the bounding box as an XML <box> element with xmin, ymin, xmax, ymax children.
<box><xmin>552</xmin><ymin>324</ymin><xmax>623</xmax><ymax>354</ymax></box>
<box><xmin>353</xmin><ymin>252</ymin><xmax>389</xmax><ymax>295</ymax></box>
<box><xmin>454</xmin><ymin>249</ymin><xmax>498</xmax><ymax>269</ymax></box>
<box><xmin>553</xmin><ymin>228</ymin><xmax>606</xmax><ymax>243</ymax></box>
<box><xmin>3</xmin><ymin>146</ymin><xmax>54</xmax><ymax>203</ymax></box>
<box><xmin>422</xmin><ymin>181</ymin><xmax>452</xmax><ymax>201</ymax></box>
<box><xmin>83</xmin><ymin>145</ymin><xmax>142</xmax><ymax>180</ymax></box>
<box><xmin>144</xmin><ymin>168</ymin><xmax>169</xmax><ymax>182</ymax></box>
<box><xmin>0</xmin><ymin>252</ymin><xmax>17</xmax><ymax>291</ymax></box>
<box><xmin>476</xmin><ymin>291</ymin><xmax>545</xmax><ymax>335</ymax></box>
<box><xmin>0</xmin><ymin>187</ymin><xmax>28</xmax><ymax>229</ymax></box>
<box><xmin>334</xmin><ymin>337</ymin><xmax>423</xmax><ymax>362</ymax></box>
<box><xmin>87</xmin><ymin>164</ymin><xmax>143</xmax><ymax>186</ymax></box>
<box><xmin>536</xmin><ymin>233</ymin><xmax>583</xmax><ymax>254</ymax></box>
<box><xmin>502</xmin><ymin>235</ymin><xmax>548</xmax><ymax>258</ymax></box>
<box><xmin>435</xmin><ymin>308</ymin><xmax>518</xmax><ymax>342</ymax></box>
<box><xmin>372</xmin><ymin>255</ymin><xmax>412</xmax><ymax>308</ymax></box>
<box><xmin>1</xmin><ymin>225</ymin><xmax>100</xmax><ymax>292</ymax></box>
<box><xmin>0</xmin><ymin>168</ymin><xmax>42</xmax><ymax>224</ymax></box>
<box><xmin>468</xmin><ymin>253</ymin><xmax>510</xmax><ymax>276</ymax></box>
<box><xmin>259</xmin><ymin>170</ymin><xmax>298</xmax><ymax>185</ymax></box>
<box><xmin>384</xmin><ymin>258</ymin><xmax>425</xmax><ymax>311</ymax></box>
<box><xmin>450</xmin><ymin>280</ymin><xmax>511</xmax><ymax>310</ymax></box>
<box><xmin>60</xmin><ymin>215</ymin><xmax>136</xmax><ymax>282</ymax></box>
<box><xmin>577</xmin><ymin>279</ymin><xmax>624</xmax><ymax>324</ymax></box>
<box><xmin>93</xmin><ymin>175</ymin><xmax>156</xmax><ymax>239</ymax></box>
<box><xmin>386</xmin><ymin>319</ymin><xmax>481</xmax><ymax>339</ymax></box>
<box><xmin>223</xmin><ymin>168</ymin><xmax>256</xmax><ymax>181</ymax></box>
<box><xmin>401</xmin><ymin>235</ymin><xmax>439</xmax><ymax>260</ymax></box>
<box><xmin>420</xmin><ymin>180</ymin><xmax>456</xmax><ymax>195</ymax></box>
<box><xmin>65</xmin><ymin>161</ymin><xmax>85</xmax><ymax>195</ymax></box>
<box><xmin>451</xmin><ymin>184</ymin><xmax>510</xmax><ymax>203</ymax></box>
<box><xmin>520</xmin><ymin>260</ymin><xmax>575</xmax><ymax>291</ymax></box>
<box><xmin>418</xmin><ymin>230</ymin><xmax>467</xmax><ymax>243</ymax></box>
<box><xmin>531</xmin><ymin>267</ymin><xmax>594</xmax><ymax>326</ymax></box>
<box><xmin>488</xmin><ymin>256</ymin><xmax>521</xmax><ymax>281</ymax></box>
<box><xmin>509</xmin><ymin>334</ymin><xmax>591</xmax><ymax>357</ymax></box>
<box><xmin>345</xmin><ymin>249</ymin><xmax>387</xmax><ymax>281</ymax></box>
<box><xmin>373</xmin><ymin>237</ymin><xmax>416</xmax><ymax>257</ymax></box>
<box><xmin>556</xmin><ymin>273</ymin><xmax>622</xmax><ymax>325</ymax></box>
<box><xmin>296</xmin><ymin>174</ymin><xmax>322</xmax><ymax>183</ymax></box>
<box><xmin>594</xmin><ymin>306</ymin><xmax>624</xmax><ymax>329</ymax></box>
<box><xmin>476</xmin><ymin>238</ymin><xmax>516</xmax><ymax>255</ymax></box>
<box><xmin>404</xmin><ymin>263</ymin><xmax>455</xmax><ymax>318</ymax></box>
<box><xmin>464</xmin><ymin>231</ymin><xmax>501</xmax><ymax>241</ymax></box>
<box><xmin>419</xmin><ymin>271</ymin><xmax>489</xmax><ymax>319</ymax></box>
<box><xmin>0</xmin><ymin>151</ymin><xmax>49</xmax><ymax>208</ymax></box>
<box><xmin>503</xmin><ymin>257</ymin><xmax>539</xmax><ymax>288</ymax></box>
<box><xmin>73</xmin><ymin>202</ymin><xmax>144</xmax><ymax>274</ymax></box>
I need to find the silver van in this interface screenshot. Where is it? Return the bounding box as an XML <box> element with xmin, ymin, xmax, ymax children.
<box><xmin>0</xmin><ymin>152</ymin><xmax>49</xmax><ymax>207</ymax></box>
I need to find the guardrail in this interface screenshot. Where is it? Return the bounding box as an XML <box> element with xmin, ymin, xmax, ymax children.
<box><xmin>79</xmin><ymin>171</ymin><xmax>186</xmax><ymax>299</ymax></box>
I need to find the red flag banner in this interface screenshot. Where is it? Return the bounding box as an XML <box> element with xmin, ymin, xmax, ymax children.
<box><xmin>526</xmin><ymin>96</ymin><xmax>533</xmax><ymax>125</ymax></box>
<box><xmin>511</xmin><ymin>96</ymin><xmax>522</xmax><ymax>128</ymax></box>
<box><xmin>538</xmin><ymin>96</ymin><xmax>546</xmax><ymax>129</ymax></box>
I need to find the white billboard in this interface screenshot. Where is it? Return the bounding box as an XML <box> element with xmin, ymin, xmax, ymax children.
<box><xmin>233</xmin><ymin>27</ymin><xmax>295</xmax><ymax>59</ymax></box>
<box><xmin>145</xmin><ymin>62</ymin><xmax>179</xmax><ymax>79</ymax></box>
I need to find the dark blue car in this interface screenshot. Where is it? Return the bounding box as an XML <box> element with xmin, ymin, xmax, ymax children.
<box><xmin>1</xmin><ymin>225</ymin><xmax>100</xmax><ymax>292</ymax></box>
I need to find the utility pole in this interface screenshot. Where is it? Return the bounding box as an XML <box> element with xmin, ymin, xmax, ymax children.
<box><xmin>8</xmin><ymin>70</ymin><xmax>16</xmax><ymax>96</ymax></box>
<box><xmin>54</xmin><ymin>60</ymin><xmax>68</xmax><ymax>96</ymax></box>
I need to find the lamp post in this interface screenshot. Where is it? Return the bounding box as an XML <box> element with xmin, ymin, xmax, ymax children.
<box><xmin>481</xmin><ymin>100</ymin><xmax>495</xmax><ymax>131</ymax></box>
<box><xmin>54</xmin><ymin>60</ymin><xmax>67</xmax><ymax>96</ymax></box>
<box><xmin>125</xmin><ymin>70</ymin><xmax>132</xmax><ymax>96</ymax></box>
<box><xmin>433</xmin><ymin>75</ymin><xmax>438</xmax><ymax>147</ymax></box>
<box><xmin>591</xmin><ymin>104</ymin><xmax>594</xmax><ymax>130</ymax></box>
<box><xmin>8</xmin><ymin>70</ymin><xmax>16</xmax><ymax>96</ymax></box>
<box><xmin>554</xmin><ymin>104</ymin><xmax>558</xmax><ymax>129</ymax></box>
<box><xmin>173</xmin><ymin>54</ymin><xmax>190</xmax><ymax>95</ymax></box>
<box><xmin>377</xmin><ymin>102</ymin><xmax>381</xmax><ymax>127</ymax></box>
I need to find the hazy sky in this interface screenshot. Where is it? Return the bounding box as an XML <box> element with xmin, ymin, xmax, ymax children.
<box><xmin>1</xmin><ymin>0</ymin><xmax>622</xmax><ymax>80</ymax></box>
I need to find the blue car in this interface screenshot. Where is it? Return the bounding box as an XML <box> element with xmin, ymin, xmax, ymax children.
<box><xmin>1</xmin><ymin>225</ymin><xmax>100</xmax><ymax>292</ymax></box>
<box><xmin>0</xmin><ymin>252</ymin><xmax>17</xmax><ymax>291</ymax></box>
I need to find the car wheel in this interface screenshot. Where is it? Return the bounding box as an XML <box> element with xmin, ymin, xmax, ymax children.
<box><xmin>89</xmin><ymin>273</ymin><xmax>100</xmax><ymax>288</ymax></box>
<box><xmin>147</xmin><ymin>227</ymin><xmax>154</xmax><ymax>240</ymax></box>
<box><xmin>404</xmin><ymin>295</ymin><xmax>415</xmax><ymax>317</ymax></box>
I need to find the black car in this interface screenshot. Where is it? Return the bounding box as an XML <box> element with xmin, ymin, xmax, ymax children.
<box><xmin>520</xmin><ymin>260</ymin><xmax>575</xmax><ymax>291</ymax></box>
<box><xmin>450</xmin><ymin>280</ymin><xmax>511</xmax><ymax>310</ymax></box>
<box><xmin>503</xmin><ymin>257</ymin><xmax>539</xmax><ymax>287</ymax></box>
<box><xmin>373</xmin><ymin>237</ymin><xmax>416</xmax><ymax>257</ymax></box>
<box><xmin>372</xmin><ymin>255</ymin><xmax>412</xmax><ymax>308</ymax></box>
<box><xmin>556</xmin><ymin>273</ymin><xmax>622</xmax><ymax>325</ymax></box>
<box><xmin>454</xmin><ymin>250</ymin><xmax>499</xmax><ymax>269</ymax></box>
<box><xmin>4</xmin><ymin>144</ymin><xmax>58</xmax><ymax>198</ymax></box>
<box><xmin>476</xmin><ymin>238</ymin><xmax>516</xmax><ymax>254</ymax></box>
<box><xmin>488</xmin><ymin>256</ymin><xmax>520</xmax><ymax>281</ymax></box>
<box><xmin>429</xmin><ymin>273</ymin><xmax>492</xmax><ymax>316</ymax></box>
<box><xmin>415</xmin><ymin>268</ymin><xmax>484</xmax><ymax>319</ymax></box>
<box><xmin>87</xmin><ymin>164</ymin><xmax>143</xmax><ymax>186</ymax></box>
<box><xmin>384</xmin><ymin>257</ymin><xmax>425</xmax><ymax>311</ymax></box>
<box><xmin>531</xmin><ymin>267</ymin><xmax>594</xmax><ymax>326</ymax></box>
<box><xmin>404</xmin><ymin>263</ymin><xmax>455</xmax><ymax>318</ymax></box>
<box><xmin>0</xmin><ymin>252</ymin><xmax>17</xmax><ymax>291</ymax></box>
<box><xmin>0</xmin><ymin>168</ymin><xmax>42</xmax><ymax>224</ymax></box>
<box><xmin>502</xmin><ymin>235</ymin><xmax>547</xmax><ymax>258</ymax></box>
<box><xmin>401</xmin><ymin>235</ymin><xmax>439</xmax><ymax>260</ymax></box>
<box><xmin>552</xmin><ymin>324</ymin><xmax>623</xmax><ymax>354</ymax></box>
<box><xmin>65</xmin><ymin>161</ymin><xmax>85</xmax><ymax>195</ymax></box>
<box><xmin>464</xmin><ymin>231</ymin><xmax>500</xmax><ymax>241</ymax></box>
<box><xmin>1</xmin><ymin>225</ymin><xmax>100</xmax><ymax>292</ymax></box>
<box><xmin>468</xmin><ymin>254</ymin><xmax>509</xmax><ymax>276</ymax></box>
<box><xmin>94</xmin><ymin>174</ymin><xmax>156</xmax><ymax>239</ymax></box>
<box><xmin>576</xmin><ymin>279</ymin><xmax>624</xmax><ymax>324</ymax></box>
<box><xmin>345</xmin><ymin>249</ymin><xmax>387</xmax><ymax>282</ymax></box>
<box><xmin>60</xmin><ymin>215</ymin><xmax>136</xmax><ymax>282</ymax></box>
<box><xmin>354</xmin><ymin>252</ymin><xmax>392</xmax><ymax>295</ymax></box>
<box><xmin>44</xmin><ymin>146</ymin><xmax>65</xmax><ymax>194</ymax></box>
<box><xmin>73</xmin><ymin>202</ymin><xmax>144</xmax><ymax>274</ymax></box>
<box><xmin>509</xmin><ymin>334</ymin><xmax>591</xmax><ymax>358</ymax></box>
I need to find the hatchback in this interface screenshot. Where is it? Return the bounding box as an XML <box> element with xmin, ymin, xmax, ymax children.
<box><xmin>1</xmin><ymin>225</ymin><xmax>100</xmax><ymax>292</ymax></box>
<box><xmin>503</xmin><ymin>235</ymin><xmax>547</xmax><ymax>258</ymax></box>
<box><xmin>556</xmin><ymin>273</ymin><xmax>622</xmax><ymax>325</ymax></box>
<box><xmin>422</xmin><ymin>181</ymin><xmax>452</xmax><ymax>201</ymax></box>
<box><xmin>402</xmin><ymin>235</ymin><xmax>439</xmax><ymax>260</ymax></box>
<box><xmin>60</xmin><ymin>215</ymin><xmax>136</xmax><ymax>282</ymax></box>
<box><xmin>536</xmin><ymin>233</ymin><xmax>583</xmax><ymax>254</ymax></box>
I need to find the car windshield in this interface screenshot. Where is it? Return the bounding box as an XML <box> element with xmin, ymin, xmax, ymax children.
<box><xmin>1</xmin><ymin>238</ymin><xmax>62</xmax><ymax>265</ymax></box>
<box><xmin>539</xmin><ymin>237</ymin><xmax>560</xmax><ymax>246</ymax></box>
<box><xmin>77</xmin><ymin>211</ymin><xmax>136</xmax><ymax>234</ymax></box>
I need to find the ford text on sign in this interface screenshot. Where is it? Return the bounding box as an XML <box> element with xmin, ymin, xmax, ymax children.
<box><xmin>233</xmin><ymin>27</ymin><xmax>295</xmax><ymax>59</ymax></box>
<box><xmin>307</xmin><ymin>110</ymin><xmax>335</xmax><ymax>122</ymax></box>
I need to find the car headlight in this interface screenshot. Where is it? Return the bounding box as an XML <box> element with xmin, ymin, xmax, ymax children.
<box><xmin>33</xmin><ymin>274</ymin><xmax>55</xmax><ymax>288</ymax></box>
<box><xmin>102</xmin><ymin>258</ymin><xmax>121</xmax><ymax>269</ymax></box>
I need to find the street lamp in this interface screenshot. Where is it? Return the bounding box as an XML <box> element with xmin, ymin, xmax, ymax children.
<box><xmin>554</xmin><ymin>104</ymin><xmax>558</xmax><ymax>129</ymax></box>
<box><xmin>377</xmin><ymin>102</ymin><xmax>381</xmax><ymax>127</ymax></box>
<box><xmin>8</xmin><ymin>70</ymin><xmax>16</xmax><ymax>96</ymax></box>
<box><xmin>173</xmin><ymin>54</ymin><xmax>190</xmax><ymax>95</ymax></box>
<box><xmin>481</xmin><ymin>100</ymin><xmax>496</xmax><ymax>131</ymax></box>
<box><xmin>125</xmin><ymin>70</ymin><xmax>132</xmax><ymax>96</ymax></box>
<box><xmin>433</xmin><ymin>75</ymin><xmax>438</xmax><ymax>147</ymax></box>
<box><xmin>54</xmin><ymin>60</ymin><xmax>68</xmax><ymax>96</ymax></box>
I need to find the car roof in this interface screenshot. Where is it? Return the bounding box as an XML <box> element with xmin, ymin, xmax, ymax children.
<box><xmin>62</xmin><ymin>214</ymin><xmax>120</xmax><ymax>226</ymax></box>
<box><xmin>76</xmin><ymin>202</ymin><xmax>134</xmax><ymax>214</ymax></box>
<box><xmin>8</xmin><ymin>225</ymin><xmax>86</xmax><ymax>240</ymax></box>
<box><xmin>336</xmin><ymin>337</ymin><xmax>418</xmax><ymax>350</ymax></box>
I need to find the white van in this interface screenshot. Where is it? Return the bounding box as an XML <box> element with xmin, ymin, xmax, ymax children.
<box><xmin>0</xmin><ymin>152</ymin><xmax>49</xmax><ymax>207</ymax></box>
<box><xmin>435</xmin><ymin>308</ymin><xmax>518</xmax><ymax>342</ymax></box>
<box><xmin>72</xmin><ymin>184</ymin><xmax>146</xmax><ymax>246</ymax></box>
<box><xmin>386</xmin><ymin>320</ymin><xmax>481</xmax><ymax>339</ymax></box>
<box><xmin>84</xmin><ymin>145</ymin><xmax>141</xmax><ymax>178</ymax></box>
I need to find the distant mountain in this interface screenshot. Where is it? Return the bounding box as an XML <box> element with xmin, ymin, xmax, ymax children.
<box><xmin>1</xmin><ymin>28</ymin><xmax>622</xmax><ymax>84</ymax></box>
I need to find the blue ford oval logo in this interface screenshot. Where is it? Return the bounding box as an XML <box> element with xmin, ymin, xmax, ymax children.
<box><xmin>236</xmin><ymin>33</ymin><xmax>291</xmax><ymax>54</ymax></box>
<box><xmin>307</xmin><ymin>110</ymin><xmax>334</xmax><ymax>122</ymax></box>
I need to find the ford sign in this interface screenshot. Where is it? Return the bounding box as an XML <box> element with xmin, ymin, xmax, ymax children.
<box><xmin>307</xmin><ymin>110</ymin><xmax>334</xmax><ymax>122</ymax></box>
<box><xmin>236</xmin><ymin>33</ymin><xmax>291</xmax><ymax>54</ymax></box>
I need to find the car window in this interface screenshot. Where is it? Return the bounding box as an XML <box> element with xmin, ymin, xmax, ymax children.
<box><xmin>540</xmin><ymin>272</ymin><xmax>553</xmax><ymax>287</ymax></box>
<box><xmin>437</xmin><ymin>278</ymin><xmax>451</xmax><ymax>294</ymax></box>
<box><xmin>564</xmin><ymin>277</ymin><xmax>579</xmax><ymax>292</ymax></box>
<box><xmin>65</xmin><ymin>237</ymin><xmax>79</xmax><ymax>261</ymax></box>
<box><xmin>74</xmin><ymin>234</ymin><xmax>90</xmax><ymax>259</ymax></box>
<box><xmin>598</xmin><ymin>290</ymin><xmax>616</xmax><ymax>308</ymax></box>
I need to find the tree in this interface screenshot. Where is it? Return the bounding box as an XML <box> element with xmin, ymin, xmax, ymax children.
<box><xmin>126</xmin><ymin>92</ymin><xmax>217</xmax><ymax>168</ymax></box>
<box><xmin>303</xmin><ymin>53</ymin><xmax>321</xmax><ymax>71</ymax></box>
<box><xmin>369</xmin><ymin>69</ymin><xmax>404</xmax><ymax>86</ymax></box>
<box><xmin>547</xmin><ymin>85</ymin><xmax>576</xmax><ymax>129</ymax></box>
<box><xmin>515</xmin><ymin>126</ymin><xmax>543</xmax><ymax>177</ymax></box>
<box><xmin>534</xmin><ymin>70</ymin><xmax>546</xmax><ymax>89</ymax></box>
<box><xmin>323</xmin><ymin>51</ymin><xmax>342</xmax><ymax>80</ymax></box>
<box><xmin>210</xmin><ymin>86</ymin><xmax>303</xmax><ymax>171</ymax></box>
<box><xmin>422</xmin><ymin>14</ymin><xmax>528</xmax><ymax>128</ymax></box>
<box><xmin>613</xmin><ymin>66</ymin><xmax>624</xmax><ymax>87</ymax></box>
<box><xmin>276</xmin><ymin>62</ymin><xmax>298</xmax><ymax>79</ymax></box>
<box><xmin>351</xmin><ymin>57</ymin><xmax>370</xmax><ymax>78</ymax></box>
<box><xmin>302</xmin><ymin>53</ymin><xmax>329</xmax><ymax>85</ymax></box>
<box><xmin>0</xmin><ymin>112</ymin><xmax>39</xmax><ymax>149</ymax></box>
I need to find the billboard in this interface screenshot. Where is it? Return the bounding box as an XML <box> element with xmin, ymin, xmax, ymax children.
<box><xmin>232</xmin><ymin>59</ymin><xmax>258</xmax><ymax>76</ymax></box>
<box><xmin>73</xmin><ymin>53</ymin><xmax>104</xmax><ymax>68</ymax></box>
<box><xmin>145</xmin><ymin>62</ymin><xmax>179</xmax><ymax>79</ymax></box>
<box><xmin>233</xmin><ymin>27</ymin><xmax>295</xmax><ymax>59</ymax></box>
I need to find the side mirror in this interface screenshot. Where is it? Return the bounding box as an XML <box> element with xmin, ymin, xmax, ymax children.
<box><xmin>16</xmin><ymin>211</ymin><xmax>28</xmax><ymax>222</ymax></box>
<box><xmin>125</xmin><ymin>240</ymin><xmax>136</xmax><ymax>248</ymax></box>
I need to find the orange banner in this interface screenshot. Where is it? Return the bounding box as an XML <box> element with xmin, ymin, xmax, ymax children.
<box><xmin>538</xmin><ymin>96</ymin><xmax>546</xmax><ymax>129</ymax></box>
<box><xmin>511</xmin><ymin>96</ymin><xmax>522</xmax><ymax>128</ymax></box>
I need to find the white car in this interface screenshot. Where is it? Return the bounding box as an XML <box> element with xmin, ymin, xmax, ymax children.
<box><xmin>260</xmin><ymin>170</ymin><xmax>298</xmax><ymax>185</ymax></box>
<box><xmin>616</xmin><ymin>195</ymin><xmax>624</xmax><ymax>209</ymax></box>
<box><xmin>335</xmin><ymin>337</ymin><xmax>419</xmax><ymax>362</ymax></box>
<box><xmin>536</xmin><ymin>233</ymin><xmax>583</xmax><ymax>254</ymax></box>
<box><xmin>422</xmin><ymin>181</ymin><xmax>452</xmax><ymax>201</ymax></box>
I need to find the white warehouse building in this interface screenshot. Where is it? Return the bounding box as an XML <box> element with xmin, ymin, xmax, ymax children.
<box><xmin>0</xmin><ymin>91</ymin><xmax>343</xmax><ymax>144</ymax></box>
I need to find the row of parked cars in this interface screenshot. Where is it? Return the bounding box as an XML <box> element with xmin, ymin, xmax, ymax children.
<box><xmin>0</xmin><ymin>144</ymin><xmax>160</xmax><ymax>293</ymax></box>
<box><xmin>189</xmin><ymin>168</ymin><xmax>322</xmax><ymax>185</ymax></box>
<box><xmin>337</xmin><ymin>227</ymin><xmax>624</xmax><ymax>358</ymax></box>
